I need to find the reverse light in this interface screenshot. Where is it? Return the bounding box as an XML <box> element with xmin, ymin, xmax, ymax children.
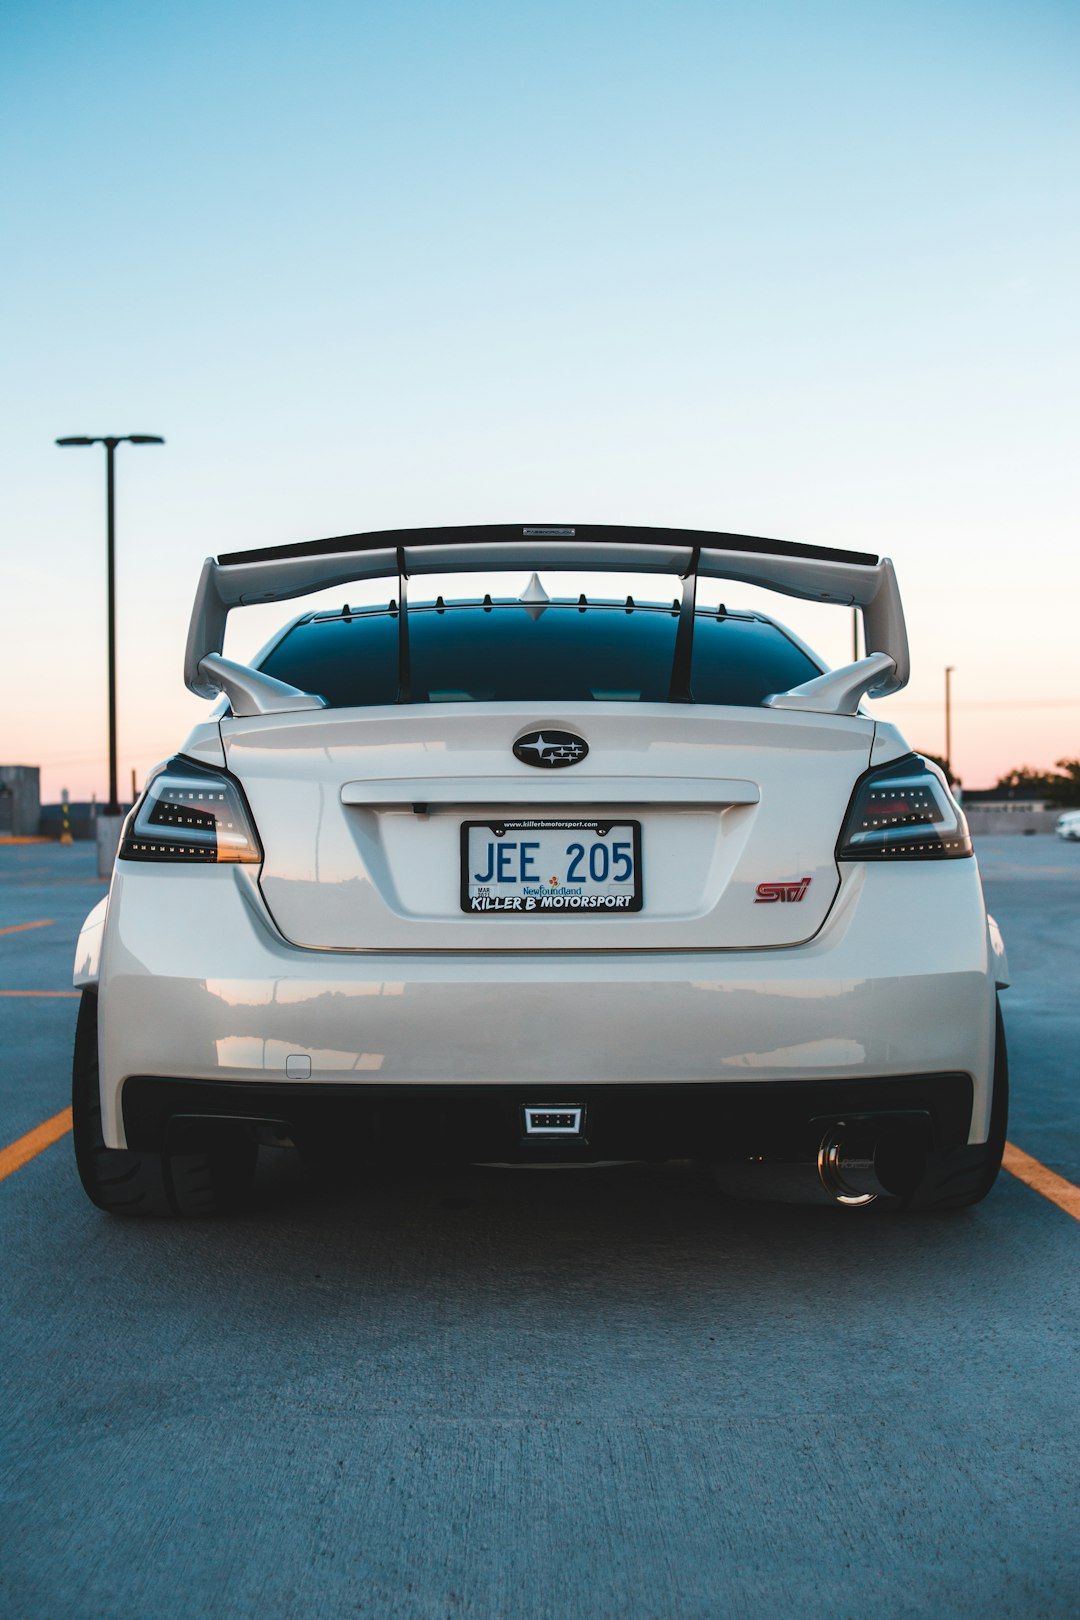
<box><xmin>837</xmin><ymin>755</ymin><xmax>972</xmax><ymax>861</ymax></box>
<box><xmin>120</xmin><ymin>757</ymin><xmax>262</xmax><ymax>864</ymax></box>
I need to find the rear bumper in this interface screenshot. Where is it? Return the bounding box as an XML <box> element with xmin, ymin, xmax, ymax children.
<box><xmin>89</xmin><ymin>858</ymin><xmax>998</xmax><ymax>1150</ymax></box>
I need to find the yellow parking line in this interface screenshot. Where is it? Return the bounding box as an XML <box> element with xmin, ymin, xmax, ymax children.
<box><xmin>0</xmin><ymin>919</ymin><xmax>54</xmax><ymax>935</ymax></box>
<box><xmin>0</xmin><ymin>990</ymin><xmax>79</xmax><ymax>997</ymax></box>
<box><xmin>0</xmin><ymin>1108</ymin><xmax>73</xmax><ymax>1183</ymax></box>
<box><xmin>1003</xmin><ymin>1141</ymin><xmax>1080</xmax><ymax>1222</ymax></box>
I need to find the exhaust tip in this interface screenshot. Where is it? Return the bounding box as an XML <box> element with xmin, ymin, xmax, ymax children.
<box><xmin>711</xmin><ymin>1111</ymin><xmax>932</xmax><ymax>1206</ymax></box>
<box><xmin>817</xmin><ymin>1122</ymin><xmax>891</xmax><ymax>1205</ymax></box>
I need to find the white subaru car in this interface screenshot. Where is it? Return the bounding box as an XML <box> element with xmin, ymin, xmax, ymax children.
<box><xmin>1055</xmin><ymin>810</ymin><xmax>1080</xmax><ymax>841</ymax></box>
<box><xmin>72</xmin><ymin>524</ymin><xmax>1009</xmax><ymax>1216</ymax></box>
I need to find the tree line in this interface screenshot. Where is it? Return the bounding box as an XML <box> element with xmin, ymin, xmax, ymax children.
<box><xmin>918</xmin><ymin>755</ymin><xmax>1080</xmax><ymax>805</ymax></box>
<box><xmin>993</xmin><ymin>759</ymin><xmax>1080</xmax><ymax>807</ymax></box>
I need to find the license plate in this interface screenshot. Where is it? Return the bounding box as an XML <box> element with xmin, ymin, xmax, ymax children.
<box><xmin>460</xmin><ymin>819</ymin><xmax>643</xmax><ymax>915</ymax></box>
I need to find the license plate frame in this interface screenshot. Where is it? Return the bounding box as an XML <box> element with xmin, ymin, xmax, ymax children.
<box><xmin>460</xmin><ymin>818</ymin><xmax>643</xmax><ymax>916</ymax></box>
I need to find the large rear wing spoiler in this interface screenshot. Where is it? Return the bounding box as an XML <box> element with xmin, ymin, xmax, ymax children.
<box><xmin>184</xmin><ymin>522</ymin><xmax>909</xmax><ymax>714</ymax></box>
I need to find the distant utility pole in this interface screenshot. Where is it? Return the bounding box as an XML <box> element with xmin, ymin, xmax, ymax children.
<box><xmin>55</xmin><ymin>434</ymin><xmax>165</xmax><ymax>814</ymax></box>
<box><xmin>945</xmin><ymin>665</ymin><xmax>956</xmax><ymax>779</ymax></box>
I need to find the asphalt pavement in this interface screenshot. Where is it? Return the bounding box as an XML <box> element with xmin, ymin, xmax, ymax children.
<box><xmin>1</xmin><ymin>836</ymin><xmax>1077</xmax><ymax>1620</ymax></box>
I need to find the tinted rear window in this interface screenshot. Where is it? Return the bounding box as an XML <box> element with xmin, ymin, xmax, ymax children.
<box><xmin>258</xmin><ymin>602</ymin><xmax>819</xmax><ymax>708</ymax></box>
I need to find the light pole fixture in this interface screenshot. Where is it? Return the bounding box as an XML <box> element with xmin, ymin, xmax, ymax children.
<box><xmin>944</xmin><ymin>665</ymin><xmax>956</xmax><ymax>780</ymax></box>
<box><xmin>56</xmin><ymin>434</ymin><xmax>165</xmax><ymax>814</ymax></box>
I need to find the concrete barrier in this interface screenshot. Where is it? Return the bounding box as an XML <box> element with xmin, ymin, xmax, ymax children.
<box><xmin>965</xmin><ymin>807</ymin><xmax>1062</xmax><ymax>837</ymax></box>
<box><xmin>95</xmin><ymin>814</ymin><xmax>125</xmax><ymax>878</ymax></box>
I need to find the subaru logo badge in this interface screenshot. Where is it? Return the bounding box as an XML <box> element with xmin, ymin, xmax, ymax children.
<box><xmin>513</xmin><ymin>730</ymin><xmax>589</xmax><ymax>769</ymax></box>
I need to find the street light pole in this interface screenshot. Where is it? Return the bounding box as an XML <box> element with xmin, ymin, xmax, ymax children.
<box><xmin>56</xmin><ymin>434</ymin><xmax>164</xmax><ymax>813</ymax></box>
<box><xmin>105</xmin><ymin>439</ymin><xmax>118</xmax><ymax>814</ymax></box>
<box><xmin>945</xmin><ymin>665</ymin><xmax>956</xmax><ymax>781</ymax></box>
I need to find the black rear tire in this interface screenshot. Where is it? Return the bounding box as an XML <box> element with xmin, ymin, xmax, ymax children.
<box><xmin>72</xmin><ymin>991</ymin><xmax>256</xmax><ymax>1217</ymax></box>
<box><xmin>908</xmin><ymin>997</ymin><xmax>1009</xmax><ymax>1211</ymax></box>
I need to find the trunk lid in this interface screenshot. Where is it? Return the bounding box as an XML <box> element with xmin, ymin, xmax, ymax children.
<box><xmin>221</xmin><ymin>704</ymin><xmax>873</xmax><ymax>951</ymax></box>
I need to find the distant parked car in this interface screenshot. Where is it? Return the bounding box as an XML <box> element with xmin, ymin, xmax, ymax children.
<box><xmin>1055</xmin><ymin>810</ymin><xmax>1080</xmax><ymax>841</ymax></box>
<box><xmin>72</xmin><ymin>523</ymin><xmax>1010</xmax><ymax>1216</ymax></box>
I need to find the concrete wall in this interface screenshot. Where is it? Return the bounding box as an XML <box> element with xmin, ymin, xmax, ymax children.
<box><xmin>965</xmin><ymin>806</ymin><xmax>1062</xmax><ymax>836</ymax></box>
<box><xmin>0</xmin><ymin>765</ymin><xmax>42</xmax><ymax>837</ymax></box>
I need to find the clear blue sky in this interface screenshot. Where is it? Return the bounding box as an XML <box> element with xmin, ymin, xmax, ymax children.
<box><xmin>2</xmin><ymin>0</ymin><xmax>1077</xmax><ymax>798</ymax></box>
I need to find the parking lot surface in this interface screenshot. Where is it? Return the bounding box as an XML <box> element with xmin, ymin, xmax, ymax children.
<box><xmin>2</xmin><ymin>837</ymin><xmax>1078</xmax><ymax>1619</ymax></box>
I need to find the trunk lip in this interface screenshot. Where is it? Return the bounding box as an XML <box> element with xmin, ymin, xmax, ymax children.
<box><xmin>339</xmin><ymin>776</ymin><xmax>761</xmax><ymax>807</ymax></box>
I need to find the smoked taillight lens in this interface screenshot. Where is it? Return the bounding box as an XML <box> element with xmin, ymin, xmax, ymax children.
<box><xmin>120</xmin><ymin>757</ymin><xmax>262</xmax><ymax>864</ymax></box>
<box><xmin>837</xmin><ymin>755</ymin><xmax>972</xmax><ymax>861</ymax></box>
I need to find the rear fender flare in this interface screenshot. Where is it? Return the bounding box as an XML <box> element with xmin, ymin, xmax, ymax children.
<box><xmin>987</xmin><ymin>913</ymin><xmax>1010</xmax><ymax>989</ymax></box>
<box><xmin>74</xmin><ymin>897</ymin><xmax>108</xmax><ymax>988</ymax></box>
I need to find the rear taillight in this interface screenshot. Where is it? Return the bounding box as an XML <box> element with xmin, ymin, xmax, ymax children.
<box><xmin>837</xmin><ymin>755</ymin><xmax>972</xmax><ymax>861</ymax></box>
<box><xmin>120</xmin><ymin>757</ymin><xmax>262</xmax><ymax>864</ymax></box>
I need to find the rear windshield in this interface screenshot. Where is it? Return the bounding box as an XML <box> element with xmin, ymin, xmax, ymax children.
<box><xmin>258</xmin><ymin>601</ymin><xmax>820</xmax><ymax>708</ymax></box>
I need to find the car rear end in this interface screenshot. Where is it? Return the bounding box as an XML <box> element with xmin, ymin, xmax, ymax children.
<box><xmin>76</xmin><ymin>525</ymin><xmax>1004</xmax><ymax>1211</ymax></box>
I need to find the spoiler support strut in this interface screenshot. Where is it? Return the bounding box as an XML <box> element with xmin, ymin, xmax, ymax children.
<box><xmin>668</xmin><ymin>546</ymin><xmax>701</xmax><ymax>703</ymax></box>
<box><xmin>395</xmin><ymin>545</ymin><xmax>412</xmax><ymax>705</ymax></box>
